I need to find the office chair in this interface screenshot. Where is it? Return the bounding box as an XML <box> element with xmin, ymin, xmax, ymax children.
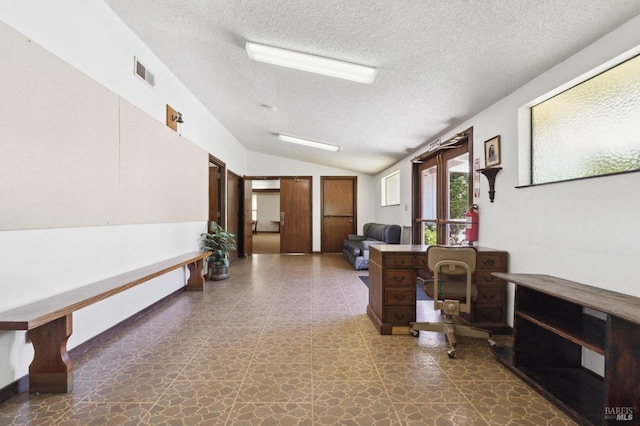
<box><xmin>410</xmin><ymin>245</ymin><xmax>494</xmax><ymax>358</ymax></box>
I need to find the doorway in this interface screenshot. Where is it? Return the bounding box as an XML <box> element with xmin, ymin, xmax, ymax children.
<box><xmin>208</xmin><ymin>155</ymin><xmax>225</xmax><ymax>229</ymax></box>
<box><xmin>321</xmin><ymin>176</ymin><xmax>357</xmax><ymax>253</ymax></box>
<box><xmin>412</xmin><ymin>128</ymin><xmax>473</xmax><ymax>245</ymax></box>
<box><xmin>252</xmin><ymin>179</ymin><xmax>281</xmax><ymax>254</ymax></box>
<box><xmin>247</xmin><ymin>176</ymin><xmax>312</xmax><ymax>254</ymax></box>
<box><xmin>226</xmin><ymin>171</ymin><xmax>243</xmax><ymax>261</ymax></box>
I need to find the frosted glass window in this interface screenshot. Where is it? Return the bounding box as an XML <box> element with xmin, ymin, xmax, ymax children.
<box><xmin>381</xmin><ymin>171</ymin><xmax>400</xmax><ymax>206</ymax></box>
<box><xmin>532</xmin><ymin>54</ymin><xmax>640</xmax><ymax>184</ymax></box>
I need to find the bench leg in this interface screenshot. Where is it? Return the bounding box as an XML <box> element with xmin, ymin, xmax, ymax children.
<box><xmin>186</xmin><ymin>258</ymin><xmax>205</xmax><ymax>291</ymax></box>
<box><xmin>28</xmin><ymin>314</ymin><xmax>73</xmax><ymax>393</ymax></box>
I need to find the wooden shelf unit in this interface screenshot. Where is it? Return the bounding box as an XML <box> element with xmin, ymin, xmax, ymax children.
<box><xmin>492</xmin><ymin>273</ymin><xmax>640</xmax><ymax>426</ymax></box>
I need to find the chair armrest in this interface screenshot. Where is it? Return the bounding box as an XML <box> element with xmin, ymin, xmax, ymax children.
<box><xmin>347</xmin><ymin>234</ymin><xmax>366</xmax><ymax>241</ymax></box>
<box><xmin>361</xmin><ymin>240</ymin><xmax>384</xmax><ymax>249</ymax></box>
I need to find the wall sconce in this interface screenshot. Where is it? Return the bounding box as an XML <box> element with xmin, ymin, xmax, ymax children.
<box><xmin>166</xmin><ymin>104</ymin><xmax>183</xmax><ymax>132</ymax></box>
<box><xmin>172</xmin><ymin>112</ymin><xmax>184</xmax><ymax>124</ymax></box>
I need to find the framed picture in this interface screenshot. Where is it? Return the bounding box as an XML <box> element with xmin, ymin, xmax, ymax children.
<box><xmin>484</xmin><ymin>135</ymin><xmax>501</xmax><ymax>167</ymax></box>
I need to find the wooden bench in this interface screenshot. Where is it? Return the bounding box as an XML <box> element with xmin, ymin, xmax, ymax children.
<box><xmin>0</xmin><ymin>251</ymin><xmax>210</xmax><ymax>394</ymax></box>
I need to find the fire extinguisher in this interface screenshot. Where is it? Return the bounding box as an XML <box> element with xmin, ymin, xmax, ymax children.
<box><xmin>465</xmin><ymin>204</ymin><xmax>479</xmax><ymax>244</ymax></box>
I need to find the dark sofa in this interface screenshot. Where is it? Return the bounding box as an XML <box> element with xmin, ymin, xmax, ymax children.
<box><xmin>343</xmin><ymin>223</ymin><xmax>402</xmax><ymax>270</ymax></box>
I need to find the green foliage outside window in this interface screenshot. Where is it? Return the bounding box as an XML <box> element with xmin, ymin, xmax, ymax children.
<box><xmin>423</xmin><ymin>172</ymin><xmax>469</xmax><ymax>245</ymax></box>
<box><xmin>424</xmin><ymin>223</ymin><xmax>437</xmax><ymax>245</ymax></box>
<box><xmin>449</xmin><ymin>172</ymin><xmax>469</xmax><ymax>220</ymax></box>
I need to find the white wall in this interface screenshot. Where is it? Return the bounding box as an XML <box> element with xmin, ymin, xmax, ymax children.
<box><xmin>375</xmin><ymin>15</ymin><xmax>640</xmax><ymax>308</ymax></box>
<box><xmin>255</xmin><ymin>192</ymin><xmax>281</xmax><ymax>233</ymax></box>
<box><xmin>0</xmin><ymin>1</ymin><xmax>247</xmax><ymax>390</ymax></box>
<box><xmin>247</xmin><ymin>152</ymin><xmax>377</xmax><ymax>251</ymax></box>
<box><xmin>0</xmin><ymin>1</ymin><xmax>247</xmax><ymax>174</ymax></box>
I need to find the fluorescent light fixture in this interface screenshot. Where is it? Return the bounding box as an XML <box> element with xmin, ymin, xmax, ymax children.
<box><xmin>246</xmin><ymin>41</ymin><xmax>377</xmax><ymax>84</ymax></box>
<box><xmin>278</xmin><ymin>134</ymin><xmax>340</xmax><ymax>152</ymax></box>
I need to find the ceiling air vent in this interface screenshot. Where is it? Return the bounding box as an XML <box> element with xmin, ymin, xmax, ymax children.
<box><xmin>134</xmin><ymin>57</ymin><xmax>155</xmax><ymax>87</ymax></box>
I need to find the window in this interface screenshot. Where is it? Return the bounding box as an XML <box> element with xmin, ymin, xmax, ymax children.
<box><xmin>381</xmin><ymin>171</ymin><xmax>400</xmax><ymax>206</ymax></box>
<box><xmin>531</xmin><ymin>53</ymin><xmax>640</xmax><ymax>184</ymax></box>
<box><xmin>413</xmin><ymin>132</ymin><xmax>472</xmax><ymax>245</ymax></box>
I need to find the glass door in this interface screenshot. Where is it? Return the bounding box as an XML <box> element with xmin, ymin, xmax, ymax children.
<box><xmin>416</xmin><ymin>140</ymin><xmax>471</xmax><ymax>245</ymax></box>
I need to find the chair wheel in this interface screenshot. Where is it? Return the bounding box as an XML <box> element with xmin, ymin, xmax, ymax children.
<box><xmin>447</xmin><ymin>349</ymin><xmax>456</xmax><ymax>358</ymax></box>
<box><xmin>410</xmin><ymin>329</ymin><xmax>419</xmax><ymax>337</ymax></box>
<box><xmin>488</xmin><ymin>339</ymin><xmax>496</xmax><ymax>347</ymax></box>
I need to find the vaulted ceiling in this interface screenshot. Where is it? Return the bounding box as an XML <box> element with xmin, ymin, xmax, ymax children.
<box><xmin>105</xmin><ymin>0</ymin><xmax>640</xmax><ymax>174</ymax></box>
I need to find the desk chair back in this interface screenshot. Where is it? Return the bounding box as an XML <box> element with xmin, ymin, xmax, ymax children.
<box><xmin>427</xmin><ymin>245</ymin><xmax>477</xmax><ymax>275</ymax></box>
<box><xmin>427</xmin><ymin>245</ymin><xmax>477</xmax><ymax>314</ymax></box>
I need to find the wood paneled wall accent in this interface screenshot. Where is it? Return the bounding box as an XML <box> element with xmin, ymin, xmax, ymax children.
<box><xmin>0</xmin><ymin>22</ymin><xmax>208</xmax><ymax>230</ymax></box>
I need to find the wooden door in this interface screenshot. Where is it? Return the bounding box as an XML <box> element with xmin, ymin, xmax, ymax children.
<box><xmin>280</xmin><ymin>177</ymin><xmax>312</xmax><ymax>253</ymax></box>
<box><xmin>208</xmin><ymin>161</ymin><xmax>222</xmax><ymax>226</ymax></box>
<box><xmin>227</xmin><ymin>171</ymin><xmax>241</xmax><ymax>261</ymax></box>
<box><xmin>321</xmin><ymin>176</ymin><xmax>357</xmax><ymax>253</ymax></box>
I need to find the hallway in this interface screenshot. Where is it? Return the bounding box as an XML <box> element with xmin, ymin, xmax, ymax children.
<box><xmin>0</xmin><ymin>254</ymin><xmax>576</xmax><ymax>425</ymax></box>
<box><xmin>251</xmin><ymin>232</ymin><xmax>280</xmax><ymax>254</ymax></box>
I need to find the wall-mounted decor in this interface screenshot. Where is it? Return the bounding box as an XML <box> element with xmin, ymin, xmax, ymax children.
<box><xmin>478</xmin><ymin>167</ymin><xmax>501</xmax><ymax>202</ymax></box>
<box><xmin>166</xmin><ymin>104</ymin><xmax>183</xmax><ymax>132</ymax></box>
<box><xmin>484</xmin><ymin>135</ymin><xmax>501</xmax><ymax>167</ymax></box>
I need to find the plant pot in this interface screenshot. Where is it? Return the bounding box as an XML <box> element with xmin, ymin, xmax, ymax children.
<box><xmin>208</xmin><ymin>265</ymin><xmax>229</xmax><ymax>281</ymax></box>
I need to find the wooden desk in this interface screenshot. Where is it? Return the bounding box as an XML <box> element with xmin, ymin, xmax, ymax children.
<box><xmin>491</xmin><ymin>273</ymin><xmax>640</xmax><ymax>426</ymax></box>
<box><xmin>366</xmin><ymin>244</ymin><xmax>509</xmax><ymax>335</ymax></box>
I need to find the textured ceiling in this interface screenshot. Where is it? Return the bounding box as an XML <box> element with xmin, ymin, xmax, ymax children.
<box><xmin>105</xmin><ymin>0</ymin><xmax>640</xmax><ymax>175</ymax></box>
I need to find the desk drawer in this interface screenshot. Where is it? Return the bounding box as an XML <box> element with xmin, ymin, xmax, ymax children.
<box><xmin>477</xmin><ymin>253</ymin><xmax>507</xmax><ymax>270</ymax></box>
<box><xmin>383</xmin><ymin>270</ymin><xmax>415</xmax><ymax>286</ymax></box>
<box><xmin>384</xmin><ymin>306</ymin><xmax>415</xmax><ymax>323</ymax></box>
<box><xmin>475</xmin><ymin>285</ymin><xmax>504</xmax><ymax>306</ymax></box>
<box><xmin>384</xmin><ymin>288</ymin><xmax>415</xmax><ymax>305</ymax></box>
<box><xmin>383</xmin><ymin>255</ymin><xmax>415</xmax><ymax>268</ymax></box>
<box><xmin>475</xmin><ymin>271</ymin><xmax>505</xmax><ymax>286</ymax></box>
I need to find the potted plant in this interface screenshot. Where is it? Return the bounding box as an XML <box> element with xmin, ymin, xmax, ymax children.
<box><xmin>201</xmin><ymin>221</ymin><xmax>237</xmax><ymax>281</ymax></box>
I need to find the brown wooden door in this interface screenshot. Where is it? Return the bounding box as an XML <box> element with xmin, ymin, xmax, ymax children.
<box><xmin>321</xmin><ymin>176</ymin><xmax>356</xmax><ymax>253</ymax></box>
<box><xmin>227</xmin><ymin>171</ymin><xmax>241</xmax><ymax>261</ymax></box>
<box><xmin>280</xmin><ymin>177</ymin><xmax>312</xmax><ymax>253</ymax></box>
<box><xmin>208</xmin><ymin>162</ymin><xmax>221</xmax><ymax>226</ymax></box>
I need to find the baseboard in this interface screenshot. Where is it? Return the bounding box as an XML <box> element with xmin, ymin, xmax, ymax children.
<box><xmin>0</xmin><ymin>375</ymin><xmax>28</xmax><ymax>403</ymax></box>
<box><xmin>0</xmin><ymin>287</ymin><xmax>184</xmax><ymax>403</ymax></box>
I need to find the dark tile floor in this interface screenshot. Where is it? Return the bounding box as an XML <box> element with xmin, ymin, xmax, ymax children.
<box><xmin>0</xmin><ymin>253</ymin><xmax>577</xmax><ymax>425</ymax></box>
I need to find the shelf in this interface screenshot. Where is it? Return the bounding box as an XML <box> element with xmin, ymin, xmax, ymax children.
<box><xmin>518</xmin><ymin>367</ymin><xmax>603</xmax><ymax>426</ymax></box>
<box><xmin>478</xmin><ymin>167</ymin><xmax>501</xmax><ymax>202</ymax></box>
<box><xmin>494</xmin><ymin>345</ymin><xmax>603</xmax><ymax>425</ymax></box>
<box><xmin>516</xmin><ymin>310</ymin><xmax>606</xmax><ymax>355</ymax></box>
